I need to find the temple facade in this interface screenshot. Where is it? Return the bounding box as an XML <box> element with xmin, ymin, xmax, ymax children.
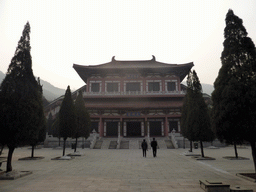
<box><xmin>71</xmin><ymin>56</ymin><xmax>194</xmax><ymax>138</ymax></box>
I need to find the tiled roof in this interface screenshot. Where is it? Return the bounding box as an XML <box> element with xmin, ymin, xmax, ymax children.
<box><xmin>74</xmin><ymin>55</ymin><xmax>193</xmax><ymax>69</ymax></box>
<box><xmin>73</xmin><ymin>56</ymin><xmax>194</xmax><ymax>83</ymax></box>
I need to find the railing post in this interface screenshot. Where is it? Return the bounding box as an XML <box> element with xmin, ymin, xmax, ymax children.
<box><xmin>170</xmin><ymin>129</ymin><xmax>179</xmax><ymax>149</ymax></box>
<box><xmin>90</xmin><ymin>129</ymin><xmax>97</xmax><ymax>149</ymax></box>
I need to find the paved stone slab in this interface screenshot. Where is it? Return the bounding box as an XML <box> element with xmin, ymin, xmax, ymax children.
<box><xmin>0</xmin><ymin>170</ymin><xmax>32</xmax><ymax>180</ymax></box>
<box><xmin>0</xmin><ymin>146</ymin><xmax>255</xmax><ymax>191</ymax></box>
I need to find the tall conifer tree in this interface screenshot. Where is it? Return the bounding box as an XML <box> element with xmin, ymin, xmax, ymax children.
<box><xmin>0</xmin><ymin>22</ymin><xmax>45</xmax><ymax>172</ymax></box>
<box><xmin>74</xmin><ymin>91</ymin><xmax>91</xmax><ymax>152</ymax></box>
<box><xmin>190</xmin><ymin>71</ymin><xmax>213</xmax><ymax>157</ymax></box>
<box><xmin>29</xmin><ymin>78</ymin><xmax>46</xmax><ymax>158</ymax></box>
<box><xmin>181</xmin><ymin>70</ymin><xmax>213</xmax><ymax>157</ymax></box>
<box><xmin>47</xmin><ymin>112</ymin><xmax>53</xmax><ymax>135</ymax></box>
<box><xmin>212</xmin><ymin>10</ymin><xmax>256</xmax><ymax>170</ymax></box>
<box><xmin>181</xmin><ymin>71</ymin><xmax>194</xmax><ymax>152</ymax></box>
<box><xmin>59</xmin><ymin>86</ymin><xmax>76</xmax><ymax>156</ymax></box>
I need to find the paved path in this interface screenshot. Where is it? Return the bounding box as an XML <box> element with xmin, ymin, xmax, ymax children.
<box><xmin>0</xmin><ymin>146</ymin><xmax>256</xmax><ymax>191</ymax></box>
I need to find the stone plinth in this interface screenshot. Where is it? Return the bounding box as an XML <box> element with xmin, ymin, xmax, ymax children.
<box><xmin>199</xmin><ymin>180</ymin><xmax>230</xmax><ymax>192</ymax></box>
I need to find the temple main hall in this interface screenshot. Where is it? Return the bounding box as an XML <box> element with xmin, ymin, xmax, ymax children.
<box><xmin>72</xmin><ymin>56</ymin><xmax>193</xmax><ymax>138</ymax></box>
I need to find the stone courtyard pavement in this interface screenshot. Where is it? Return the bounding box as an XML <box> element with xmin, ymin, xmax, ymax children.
<box><xmin>0</xmin><ymin>146</ymin><xmax>256</xmax><ymax>192</ymax></box>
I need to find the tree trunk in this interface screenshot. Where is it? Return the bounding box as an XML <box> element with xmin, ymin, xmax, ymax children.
<box><xmin>31</xmin><ymin>145</ymin><xmax>35</xmax><ymax>158</ymax></box>
<box><xmin>200</xmin><ymin>140</ymin><xmax>204</xmax><ymax>157</ymax></box>
<box><xmin>6</xmin><ymin>146</ymin><xmax>15</xmax><ymax>172</ymax></box>
<box><xmin>0</xmin><ymin>145</ymin><xmax>4</xmax><ymax>155</ymax></box>
<box><xmin>234</xmin><ymin>142</ymin><xmax>238</xmax><ymax>158</ymax></box>
<box><xmin>63</xmin><ymin>139</ymin><xmax>66</xmax><ymax>156</ymax></box>
<box><xmin>189</xmin><ymin>141</ymin><xmax>193</xmax><ymax>152</ymax></box>
<box><xmin>250</xmin><ymin>141</ymin><xmax>256</xmax><ymax>173</ymax></box>
<box><xmin>74</xmin><ymin>137</ymin><xmax>78</xmax><ymax>152</ymax></box>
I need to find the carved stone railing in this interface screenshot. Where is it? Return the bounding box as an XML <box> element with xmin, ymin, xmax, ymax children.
<box><xmin>90</xmin><ymin>129</ymin><xmax>97</xmax><ymax>149</ymax></box>
<box><xmin>170</xmin><ymin>129</ymin><xmax>179</xmax><ymax>149</ymax></box>
<box><xmin>117</xmin><ymin>135</ymin><xmax>122</xmax><ymax>149</ymax></box>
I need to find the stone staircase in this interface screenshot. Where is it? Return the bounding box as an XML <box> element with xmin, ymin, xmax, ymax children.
<box><xmin>120</xmin><ymin>141</ymin><xmax>129</xmax><ymax>149</ymax></box>
<box><xmin>109</xmin><ymin>141</ymin><xmax>117</xmax><ymax>149</ymax></box>
<box><xmin>129</xmin><ymin>140</ymin><xmax>139</xmax><ymax>149</ymax></box>
<box><xmin>93</xmin><ymin>140</ymin><xmax>103</xmax><ymax>149</ymax></box>
<box><xmin>165</xmin><ymin>140</ymin><xmax>175</xmax><ymax>149</ymax></box>
<box><xmin>156</xmin><ymin>139</ymin><xmax>167</xmax><ymax>149</ymax></box>
<box><xmin>93</xmin><ymin>137</ymin><xmax>175</xmax><ymax>149</ymax></box>
<box><xmin>148</xmin><ymin>137</ymin><xmax>174</xmax><ymax>149</ymax></box>
<box><xmin>101</xmin><ymin>139</ymin><xmax>114</xmax><ymax>149</ymax></box>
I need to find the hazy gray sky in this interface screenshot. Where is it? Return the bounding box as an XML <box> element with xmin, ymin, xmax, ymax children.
<box><xmin>1</xmin><ymin>1</ymin><xmax>256</xmax><ymax>90</ymax></box>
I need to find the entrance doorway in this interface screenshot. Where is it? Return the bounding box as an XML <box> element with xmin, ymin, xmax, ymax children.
<box><xmin>90</xmin><ymin>122</ymin><xmax>99</xmax><ymax>133</ymax></box>
<box><xmin>126</xmin><ymin>122</ymin><xmax>141</xmax><ymax>137</ymax></box>
<box><xmin>106</xmin><ymin>122</ymin><xmax>118</xmax><ymax>136</ymax></box>
<box><xmin>169</xmin><ymin>121</ymin><xmax>178</xmax><ymax>132</ymax></box>
<box><xmin>149</xmin><ymin>121</ymin><xmax>162</xmax><ymax>136</ymax></box>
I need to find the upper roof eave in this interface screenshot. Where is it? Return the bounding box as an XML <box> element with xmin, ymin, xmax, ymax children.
<box><xmin>73</xmin><ymin>56</ymin><xmax>194</xmax><ymax>82</ymax></box>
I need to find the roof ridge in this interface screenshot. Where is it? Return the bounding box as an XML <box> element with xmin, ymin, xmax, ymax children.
<box><xmin>111</xmin><ymin>55</ymin><xmax>156</xmax><ymax>62</ymax></box>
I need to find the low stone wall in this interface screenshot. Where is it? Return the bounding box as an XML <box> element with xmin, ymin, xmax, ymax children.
<box><xmin>176</xmin><ymin>138</ymin><xmax>227</xmax><ymax>149</ymax></box>
<box><xmin>44</xmin><ymin>135</ymin><xmax>91</xmax><ymax>148</ymax></box>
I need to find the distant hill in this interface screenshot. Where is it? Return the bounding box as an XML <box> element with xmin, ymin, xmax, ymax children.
<box><xmin>0</xmin><ymin>70</ymin><xmax>214</xmax><ymax>101</ymax></box>
<box><xmin>39</xmin><ymin>79</ymin><xmax>65</xmax><ymax>101</ymax></box>
<box><xmin>0</xmin><ymin>71</ymin><xmax>65</xmax><ymax>102</ymax></box>
<box><xmin>0</xmin><ymin>71</ymin><xmax>5</xmax><ymax>82</ymax></box>
<box><xmin>201</xmin><ymin>83</ymin><xmax>214</xmax><ymax>95</ymax></box>
<box><xmin>181</xmin><ymin>82</ymin><xmax>214</xmax><ymax>96</ymax></box>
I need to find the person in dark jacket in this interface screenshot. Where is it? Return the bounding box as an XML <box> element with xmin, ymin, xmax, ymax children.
<box><xmin>151</xmin><ymin>138</ymin><xmax>158</xmax><ymax>157</ymax></box>
<box><xmin>141</xmin><ymin>139</ymin><xmax>148</xmax><ymax>157</ymax></box>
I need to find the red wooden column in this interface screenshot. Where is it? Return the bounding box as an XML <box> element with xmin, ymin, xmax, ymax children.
<box><xmin>165</xmin><ymin>116</ymin><xmax>169</xmax><ymax>136</ymax></box>
<box><xmin>99</xmin><ymin>117</ymin><xmax>103</xmax><ymax>137</ymax></box>
<box><xmin>86</xmin><ymin>79</ymin><xmax>90</xmax><ymax>92</ymax></box>
<box><xmin>120</xmin><ymin>117</ymin><xmax>123</xmax><ymax>136</ymax></box>
<box><xmin>162</xmin><ymin>78</ymin><xmax>165</xmax><ymax>92</ymax></box>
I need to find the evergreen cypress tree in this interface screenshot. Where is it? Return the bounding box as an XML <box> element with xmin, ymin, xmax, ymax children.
<box><xmin>190</xmin><ymin>71</ymin><xmax>213</xmax><ymax>157</ymax></box>
<box><xmin>0</xmin><ymin>22</ymin><xmax>45</xmax><ymax>172</ymax></box>
<box><xmin>29</xmin><ymin>78</ymin><xmax>46</xmax><ymax>158</ymax></box>
<box><xmin>51</xmin><ymin>113</ymin><xmax>61</xmax><ymax>146</ymax></box>
<box><xmin>47</xmin><ymin>112</ymin><xmax>53</xmax><ymax>135</ymax></box>
<box><xmin>212</xmin><ymin>10</ymin><xmax>256</xmax><ymax>169</ymax></box>
<box><xmin>181</xmin><ymin>71</ymin><xmax>194</xmax><ymax>152</ymax></box>
<box><xmin>74</xmin><ymin>91</ymin><xmax>91</xmax><ymax>152</ymax></box>
<box><xmin>181</xmin><ymin>70</ymin><xmax>213</xmax><ymax>157</ymax></box>
<box><xmin>59</xmin><ymin>86</ymin><xmax>76</xmax><ymax>156</ymax></box>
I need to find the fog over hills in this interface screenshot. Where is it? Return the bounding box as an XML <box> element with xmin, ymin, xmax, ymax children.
<box><xmin>181</xmin><ymin>81</ymin><xmax>214</xmax><ymax>96</ymax></box>
<box><xmin>0</xmin><ymin>71</ymin><xmax>65</xmax><ymax>102</ymax></box>
<box><xmin>0</xmin><ymin>71</ymin><xmax>4</xmax><ymax>82</ymax></box>
<box><xmin>0</xmin><ymin>71</ymin><xmax>214</xmax><ymax>102</ymax></box>
<box><xmin>201</xmin><ymin>84</ymin><xmax>214</xmax><ymax>95</ymax></box>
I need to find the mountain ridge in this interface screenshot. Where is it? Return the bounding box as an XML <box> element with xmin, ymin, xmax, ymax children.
<box><xmin>0</xmin><ymin>71</ymin><xmax>66</xmax><ymax>102</ymax></box>
<box><xmin>0</xmin><ymin>71</ymin><xmax>214</xmax><ymax>101</ymax></box>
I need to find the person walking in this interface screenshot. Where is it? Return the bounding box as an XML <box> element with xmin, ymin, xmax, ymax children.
<box><xmin>141</xmin><ymin>139</ymin><xmax>148</xmax><ymax>157</ymax></box>
<box><xmin>151</xmin><ymin>138</ymin><xmax>158</xmax><ymax>157</ymax></box>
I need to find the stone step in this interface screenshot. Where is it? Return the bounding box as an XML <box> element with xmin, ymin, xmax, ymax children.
<box><xmin>101</xmin><ymin>140</ymin><xmax>111</xmax><ymax>149</ymax></box>
<box><xmin>95</xmin><ymin>138</ymin><xmax>174</xmax><ymax>149</ymax></box>
<box><xmin>165</xmin><ymin>140</ymin><xmax>175</xmax><ymax>149</ymax></box>
<box><xmin>109</xmin><ymin>141</ymin><xmax>117</xmax><ymax>149</ymax></box>
<box><xmin>129</xmin><ymin>140</ymin><xmax>139</xmax><ymax>149</ymax></box>
<box><xmin>120</xmin><ymin>141</ymin><xmax>129</xmax><ymax>149</ymax></box>
<box><xmin>93</xmin><ymin>140</ymin><xmax>103</xmax><ymax>149</ymax></box>
<box><xmin>157</xmin><ymin>140</ymin><xmax>167</xmax><ymax>149</ymax></box>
